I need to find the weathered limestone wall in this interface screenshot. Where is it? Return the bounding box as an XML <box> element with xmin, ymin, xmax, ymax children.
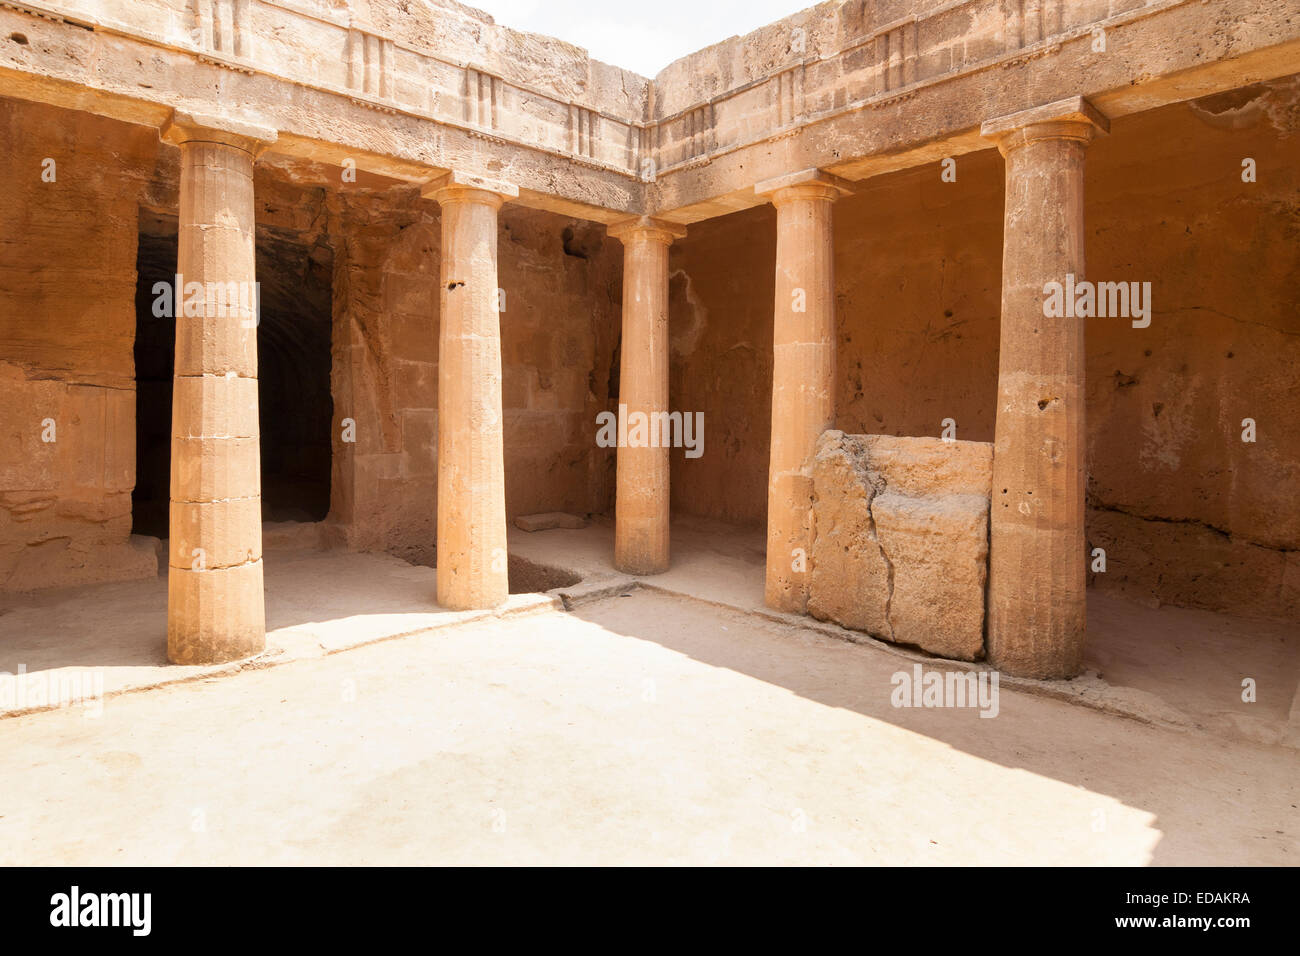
<box><xmin>0</xmin><ymin>99</ymin><xmax>157</xmax><ymax>590</ymax></box>
<box><xmin>75</xmin><ymin>0</ymin><xmax>647</xmax><ymax>123</ymax></box>
<box><xmin>809</xmin><ymin>431</ymin><xmax>992</xmax><ymax>660</ymax></box>
<box><xmin>9</xmin><ymin>0</ymin><xmax>1299</xmax><ymax>227</ymax></box>
<box><xmin>500</xmin><ymin>216</ymin><xmax>620</xmax><ymax>523</ymax></box>
<box><xmin>327</xmin><ymin>186</ymin><xmax>440</xmax><ymax>562</ymax></box>
<box><xmin>0</xmin><ymin>96</ymin><xmax>621</xmax><ymax>588</ymax></box>
<box><xmin>1083</xmin><ymin>79</ymin><xmax>1300</xmax><ymax>620</ymax></box>
<box><xmin>653</xmin><ymin>0</ymin><xmax>1115</xmax><ymax>118</ymax></box>
<box><xmin>20</xmin><ymin>0</ymin><xmax>650</xmax><ymax>204</ymax></box>
<box><xmin>132</xmin><ymin>162</ymin><xmax>337</xmax><ymax>537</ymax></box>
<box><xmin>667</xmin><ymin>207</ymin><xmax>776</xmax><ymax>528</ymax></box>
<box><xmin>3</xmin><ymin>3</ymin><xmax>1296</xmax><ymax>627</ymax></box>
<box><xmin>328</xmin><ymin>188</ymin><xmax>620</xmax><ymax>564</ymax></box>
<box><xmin>670</xmin><ymin>78</ymin><xmax>1300</xmax><ymax>619</ymax></box>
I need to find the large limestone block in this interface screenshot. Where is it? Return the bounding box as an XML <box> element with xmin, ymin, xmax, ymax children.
<box><xmin>0</xmin><ymin>368</ymin><xmax>136</xmax><ymax>494</ymax></box>
<box><xmin>850</xmin><ymin>435</ymin><xmax>993</xmax><ymax>498</ymax></box>
<box><xmin>872</xmin><ymin>492</ymin><xmax>990</xmax><ymax>660</ymax></box>
<box><xmin>809</xmin><ymin>431</ymin><xmax>992</xmax><ymax>661</ymax></box>
<box><xmin>805</xmin><ymin>436</ymin><xmax>892</xmax><ymax>636</ymax></box>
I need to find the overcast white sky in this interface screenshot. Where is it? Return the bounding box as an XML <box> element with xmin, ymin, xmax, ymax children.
<box><xmin>467</xmin><ymin>0</ymin><xmax>809</xmax><ymax>77</ymax></box>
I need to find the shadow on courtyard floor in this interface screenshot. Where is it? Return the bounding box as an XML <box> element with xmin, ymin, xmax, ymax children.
<box><xmin>1</xmin><ymin>518</ymin><xmax>1294</xmax><ymax>864</ymax></box>
<box><xmin>567</xmin><ymin>588</ymin><xmax>1298</xmax><ymax>866</ymax></box>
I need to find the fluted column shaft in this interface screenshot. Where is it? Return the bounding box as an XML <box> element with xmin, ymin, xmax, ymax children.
<box><xmin>162</xmin><ymin>112</ymin><xmax>275</xmax><ymax>665</ymax></box>
<box><xmin>982</xmin><ymin>97</ymin><xmax>1108</xmax><ymax>678</ymax></box>
<box><xmin>755</xmin><ymin>170</ymin><xmax>851</xmax><ymax>613</ymax></box>
<box><xmin>608</xmin><ymin>216</ymin><xmax>685</xmax><ymax>574</ymax></box>
<box><xmin>423</xmin><ymin>171</ymin><xmax>518</xmax><ymax>610</ymax></box>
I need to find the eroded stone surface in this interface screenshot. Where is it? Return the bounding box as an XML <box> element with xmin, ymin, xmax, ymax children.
<box><xmin>609</xmin><ymin>217</ymin><xmax>684</xmax><ymax>575</ymax></box>
<box><xmin>982</xmin><ymin>100</ymin><xmax>1103</xmax><ymax>679</ymax></box>
<box><xmin>758</xmin><ymin>173</ymin><xmax>848</xmax><ymax>613</ymax></box>
<box><xmin>666</xmin><ymin>78</ymin><xmax>1300</xmax><ymax>624</ymax></box>
<box><xmin>0</xmin><ymin>103</ymin><xmax>158</xmax><ymax>592</ymax></box>
<box><xmin>809</xmin><ymin>431</ymin><xmax>992</xmax><ymax>660</ymax></box>
<box><xmin>0</xmin><ymin>0</ymin><xmax>1296</xmax><ymax>681</ymax></box>
<box><xmin>514</xmin><ymin>512</ymin><xmax>587</xmax><ymax>533</ymax></box>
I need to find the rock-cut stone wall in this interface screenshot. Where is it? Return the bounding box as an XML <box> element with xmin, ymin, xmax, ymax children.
<box><xmin>809</xmin><ymin>431</ymin><xmax>992</xmax><ymax>661</ymax></box>
<box><xmin>0</xmin><ymin>101</ymin><xmax>159</xmax><ymax>591</ymax></box>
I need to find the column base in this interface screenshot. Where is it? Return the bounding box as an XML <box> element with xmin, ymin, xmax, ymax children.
<box><xmin>435</xmin><ymin>574</ymin><xmax>509</xmax><ymax>613</ymax></box>
<box><xmin>167</xmin><ymin>560</ymin><xmax>266</xmax><ymax>665</ymax></box>
<box><xmin>614</xmin><ymin>556</ymin><xmax>670</xmax><ymax>577</ymax></box>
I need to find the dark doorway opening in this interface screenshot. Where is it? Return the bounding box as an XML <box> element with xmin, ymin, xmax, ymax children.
<box><xmin>132</xmin><ymin>210</ymin><xmax>334</xmax><ymax>538</ymax></box>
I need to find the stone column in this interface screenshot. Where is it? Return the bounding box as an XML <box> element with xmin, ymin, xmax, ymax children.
<box><xmin>161</xmin><ymin>111</ymin><xmax>276</xmax><ymax>665</ymax></box>
<box><xmin>755</xmin><ymin>169</ymin><xmax>852</xmax><ymax>613</ymax></box>
<box><xmin>981</xmin><ymin>96</ymin><xmax>1108</xmax><ymax>679</ymax></box>
<box><xmin>607</xmin><ymin>216</ymin><xmax>686</xmax><ymax>574</ymax></box>
<box><xmin>421</xmin><ymin>171</ymin><xmax>518</xmax><ymax>611</ymax></box>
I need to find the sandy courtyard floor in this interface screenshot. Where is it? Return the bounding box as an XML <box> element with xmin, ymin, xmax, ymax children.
<box><xmin>1</xmin><ymin>589</ymin><xmax>1294</xmax><ymax>866</ymax></box>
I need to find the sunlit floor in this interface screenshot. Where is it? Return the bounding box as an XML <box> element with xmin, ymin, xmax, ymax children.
<box><xmin>0</xmin><ymin>517</ymin><xmax>1295</xmax><ymax>864</ymax></box>
<box><xmin>1</xmin><ymin>587</ymin><xmax>1294</xmax><ymax>865</ymax></box>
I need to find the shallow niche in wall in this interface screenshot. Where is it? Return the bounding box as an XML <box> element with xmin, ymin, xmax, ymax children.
<box><xmin>131</xmin><ymin>209</ymin><xmax>335</xmax><ymax>537</ymax></box>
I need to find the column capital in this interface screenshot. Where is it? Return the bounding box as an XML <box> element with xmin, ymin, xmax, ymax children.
<box><xmin>607</xmin><ymin>215</ymin><xmax>687</xmax><ymax>245</ymax></box>
<box><xmin>755</xmin><ymin>168</ymin><xmax>854</xmax><ymax>206</ymax></box>
<box><xmin>161</xmin><ymin>110</ymin><xmax>277</xmax><ymax>155</ymax></box>
<box><xmin>981</xmin><ymin>96</ymin><xmax>1109</xmax><ymax>154</ymax></box>
<box><xmin>421</xmin><ymin>169</ymin><xmax>519</xmax><ymax>207</ymax></box>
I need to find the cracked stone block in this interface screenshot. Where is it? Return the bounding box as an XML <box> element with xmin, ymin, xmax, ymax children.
<box><xmin>809</xmin><ymin>431</ymin><xmax>992</xmax><ymax>661</ymax></box>
<box><xmin>805</xmin><ymin>435</ymin><xmax>892</xmax><ymax>636</ymax></box>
